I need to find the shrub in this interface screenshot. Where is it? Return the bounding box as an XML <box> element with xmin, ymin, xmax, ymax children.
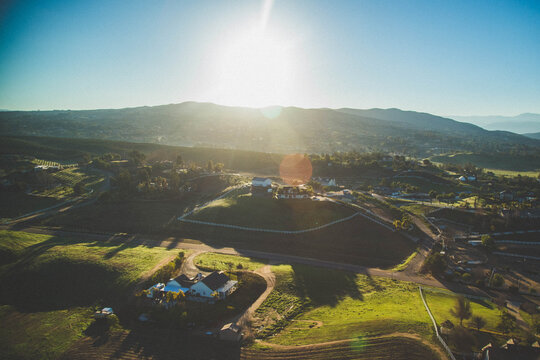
<box><xmin>492</xmin><ymin>273</ymin><xmax>504</xmax><ymax>287</ymax></box>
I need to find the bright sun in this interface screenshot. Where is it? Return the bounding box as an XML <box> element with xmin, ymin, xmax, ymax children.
<box><xmin>212</xmin><ymin>28</ymin><xmax>296</xmax><ymax>108</ymax></box>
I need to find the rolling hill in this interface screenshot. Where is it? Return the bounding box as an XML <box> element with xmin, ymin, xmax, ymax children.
<box><xmin>1</xmin><ymin>102</ymin><xmax>539</xmax><ymax>156</ymax></box>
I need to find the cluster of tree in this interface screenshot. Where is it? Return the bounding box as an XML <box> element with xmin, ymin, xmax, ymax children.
<box><xmin>393</xmin><ymin>215</ymin><xmax>412</xmax><ymax>231</ymax></box>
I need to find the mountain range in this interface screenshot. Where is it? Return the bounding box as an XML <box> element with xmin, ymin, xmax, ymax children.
<box><xmin>449</xmin><ymin>113</ymin><xmax>540</xmax><ymax>134</ymax></box>
<box><xmin>1</xmin><ymin>102</ymin><xmax>538</xmax><ymax>156</ymax></box>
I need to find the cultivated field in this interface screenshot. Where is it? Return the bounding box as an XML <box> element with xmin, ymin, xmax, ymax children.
<box><xmin>195</xmin><ymin>252</ymin><xmax>267</xmax><ymax>272</ymax></box>
<box><xmin>187</xmin><ymin>194</ymin><xmax>355</xmax><ymax>231</ymax></box>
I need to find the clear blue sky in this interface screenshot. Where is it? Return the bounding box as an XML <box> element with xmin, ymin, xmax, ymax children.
<box><xmin>1</xmin><ymin>0</ymin><xmax>539</xmax><ymax>116</ymax></box>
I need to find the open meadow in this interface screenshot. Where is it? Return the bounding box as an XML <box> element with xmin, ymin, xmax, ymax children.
<box><xmin>0</xmin><ymin>230</ymin><xmax>181</xmax><ymax>359</ymax></box>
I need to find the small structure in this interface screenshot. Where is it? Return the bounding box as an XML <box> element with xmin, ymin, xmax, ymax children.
<box><xmin>189</xmin><ymin>271</ymin><xmax>237</xmax><ymax>300</ymax></box>
<box><xmin>275</xmin><ymin>185</ymin><xmax>311</xmax><ymax>199</ymax></box>
<box><xmin>458</xmin><ymin>176</ymin><xmax>467</xmax><ymax>182</ymax></box>
<box><xmin>439</xmin><ymin>320</ymin><xmax>454</xmax><ymax>335</ymax></box>
<box><xmin>317</xmin><ymin>177</ymin><xmax>336</xmax><ymax>187</ymax></box>
<box><xmin>252</xmin><ymin>177</ymin><xmax>272</xmax><ymax>188</ymax></box>
<box><xmin>478</xmin><ymin>338</ymin><xmax>540</xmax><ymax>360</ymax></box>
<box><xmin>164</xmin><ymin>274</ymin><xmax>200</xmax><ymax>294</ymax></box>
<box><xmin>499</xmin><ymin>190</ymin><xmax>514</xmax><ymax>201</ymax></box>
<box><xmin>94</xmin><ymin>307</ymin><xmax>114</xmax><ymax>319</ymax></box>
<box><xmin>219</xmin><ymin>323</ymin><xmax>242</xmax><ymax>342</ymax></box>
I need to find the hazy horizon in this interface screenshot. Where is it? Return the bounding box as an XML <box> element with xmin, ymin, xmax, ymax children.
<box><xmin>1</xmin><ymin>0</ymin><xmax>539</xmax><ymax>116</ymax></box>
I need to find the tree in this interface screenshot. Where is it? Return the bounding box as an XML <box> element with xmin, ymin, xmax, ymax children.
<box><xmin>470</xmin><ymin>315</ymin><xmax>486</xmax><ymax>332</ymax></box>
<box><xmin>226</xmin><ymin>262</ymin><xmax>234</xmax><ymax>276</ymax></box>
<box><xmin>129</xmin><ymin>150</ymin><xmax>146</xmax><ymax>166</ymax></box>
<box><xmin>176</xmin><ymin>154</ymin><xmax>184</xmax><ymax>167</ymax></box>
<box><xmin>73</xmin><ymin>181</ymin><xmax>86</xmax><ymax>196</ymax></box>
<box><xmin>214</xmin><ymin>162</ymin><xmax>224</xmax><ymax>172</ymax></box>
<box><xmin>497</xmin><ymin>312</ymin><xmax>516</xmax><ymax>335</ymax></box>
<box><xmin>492</xmin><ymin>273</ymin><xmax>505</xmax><ymax>287</ymax></box>
<box><xmin>422</xmin><ymin>252</ymin><xmax>446</xmax><ymax>275</ymax></box>
<box><xmin>481</xmin><ymin>235</ymin><xmax>495</xmax><ymax>252</ymax></box>
<box><xmin>450</xmin><ymin>296</ymin><xmax>472</xmax><ymax>326</ymax></box>
<box><xmin>169</xmin><ymin>172</ymin><xmax>180</xmax><ymax>192</ymax></box>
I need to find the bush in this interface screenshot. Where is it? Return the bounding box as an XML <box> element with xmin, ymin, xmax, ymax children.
<box><xmin>461</xmin><ymin>273</ymin><xmax>472</xmax><ymax>282</ymax></box>
<box><xmin>150</xmin><ymin>251</ymin><xmax>185</xmax><ymax>284</ymax></box>
<box><xmin>492</xmin><ymin>273</ymin><xmax>504</xmax><ymax>287</ymax></box>
<box><xmin>422</xmin><ymin>252</ymin><xmax>446</xmax><ymax>275</ymax></box>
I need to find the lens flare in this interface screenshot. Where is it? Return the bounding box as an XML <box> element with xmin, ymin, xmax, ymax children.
<box><xmin>279</xmin><ymin>153</ymin><xmax>312</xmax><ymax>185</ymax></box>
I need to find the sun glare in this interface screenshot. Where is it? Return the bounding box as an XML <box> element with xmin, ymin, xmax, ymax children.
<box><xmin>213</xmin><ymin>29</ymin><xmax>296</xmax><ymax>108</ymax></box>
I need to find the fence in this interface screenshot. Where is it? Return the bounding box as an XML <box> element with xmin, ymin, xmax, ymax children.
<box><xmin>178</xmin><ymin>212</ymin><xmax>361</xmax><ymax>234</ymax></box>
<box><xmin>418</xmin><ymin>286</ymin><xmax>456</xmax><ymax>360</ymax></box>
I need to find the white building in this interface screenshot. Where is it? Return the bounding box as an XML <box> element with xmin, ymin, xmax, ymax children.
<box><xmin>189</xmin><ymin>271</ymin><xmax>237</xmax><ymax>300</ymax></box>
<box><xmin>252</xmin><ymin>177</ymin><xmax>272</xmax><ymax>187</ymax></box>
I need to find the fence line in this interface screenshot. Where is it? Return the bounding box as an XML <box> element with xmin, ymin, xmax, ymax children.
<box><xmin>178</xmin><ymin>212</ymin><xmax>361</xmax><ymax>234</ymax></box>
<box><xmin>492</xmin><ymin>252</ymin><xmax>540</xmax><ymax>261</ymax></box>
<box><xmin>418</xmin><ymin>286</ymin><xmax>456</xmax><ymax>360</ymax></box>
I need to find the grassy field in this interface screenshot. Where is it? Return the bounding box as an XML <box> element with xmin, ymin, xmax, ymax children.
<box><xmin>175</xmin><ymin>212</ymin><xmax>416</xmax><ymax>267</ymax></box>
<box><xmin>423</xmin><ymin>289</ymin><xmax>525</xmax><ymax>352</ymax></box>
<box><xmin>0</xmin><ymin>230</ymin><xmax>181</xmax><ymax>359</ymax></box>
<box><xmin>194</xmin><ymin>252</ymin><xmax>267</xmax><ymax>272</ymax></box>
<box><xmin>40</xmin><ymin>199</ymin><xmax>191</xmax><ymax>234</ymax></box>
<box><xmin>424</xmin><ymin>290</ymin><xmax>501</xmax><ymax>332</ymax></box>
<box><xmin>0</xmin><ymin>191</ymin><xmax>61</xmax><ymax>219</ymax></box>
<box><xmin>188</xmin><ymin>194</ymin><xmax>355</xmax><ymax>230</ymax></box>
<box><xmin>485</xmin><ymin>168</ymin><xmax>539</xmax><ymax>178</ymax></box>
<box><xmin>256</xmin><ymin>264</ymin><xmax>434</xmax><ymax>346</ymax></box>
<box><xmin>431</xmin><ymin>152</ymin><xmax>540</xmax><ymax>172</ymax></box>
<box><xmin>394</xmin><ymin>175</ymin><xmax>472</xmax><ymax>194</ymax></box>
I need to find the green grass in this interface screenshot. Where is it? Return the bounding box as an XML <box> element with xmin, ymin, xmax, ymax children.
<box><xmin>188</xmin><ymin>194</ymin><xmax>355</xmax><ymax>230</ymax></box>
<box><xmin>258</xmin><ymin>265</ymin><xmax>434</xmax><ymax>346</ymax></box>
<box><xmin>194</xmin><ymin>252</ymin><xmax>267</xmax><ymax>272</ymax></box>
<box><xmin>431</xmin><ymin>152</ymin><xmax>540</xmax><ymax>172</ymax></box>
<box><xmin>0</xmin><ymin>230</ymin><xmax>48</xmax><ymax>265</ymax></box>
<box><xmin>0</xmin><ymin>230</ymin><xmax>180</xmax><ymax>359</ymax></box>
<box><xmin>0</xmin><ymin>191</ymin><xmax>61</xmax><ymax>219</ymax></box>
<box><xmin>0</xmin><ymin>305</ymin><xmax>94</xmax><ymax>360</ymax></box>
<box><xmin>390</xmin><ymin>251</ymin><xmax>418</xmax><ymax>272</ymax></box>
<box><xmin>423</xmin><ymin>290</ymin><xmax>501</xmax><ymax>332</ymax></box>
<box><xmin>485</xmin><ymin>168</ymin><xmax>540</xmax><ymax>178</ymax></box>
<box><xmin>400</xmin><ymin>204</ymin><xmax>438</xmax><ymax>216</ymax></box>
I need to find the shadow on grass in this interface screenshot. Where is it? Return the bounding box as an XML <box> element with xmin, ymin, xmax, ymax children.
<box><xmin>291</xmin><ymin>264</ymin><xmax>362</xmax><ymax>306</ymax></box>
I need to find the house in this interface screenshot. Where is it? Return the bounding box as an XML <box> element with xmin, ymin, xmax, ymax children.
<box><xmin>499</xmin><ymin>190</ymin><xmax>514</xmax><ymax>201</ymax></box>
<box><xmin>275</xmin><ymin>185</ymin><xmax>311</xmax><ymax>199</ymax></box>
<box><xmin>219</xmin><ymin>323</ymin><xmax>242</xmax><ymax>342</ymax></box>
<box><xmin>478</xmin><ymin>339</ymin><xmax>540</xmax><ymax>360</ymax></box>
<box><xmin>189</xmin><ymin>271</ymin><xmax>237</xmax><ymax>300</ymax></box>
<box><xmin>316</xmin><ymin>177</ymin><xmax>336</xmax><ymax>187</ymax></box>
<box><xmin>164</xmin><ymin>273</ymin><xmax>200</xmax><ymax>294</ymax></box>
<box><xmin>94</xmin><ymin>307</ymin><xmax>114</xmax><ymax>319</ymax></box>
<box><xmin>458</xmin><ymin>176</ymin><xmax>467</xmax><ymax>182</ymax></box>
<box><xmin>252</xmin><ymin>177</ymin><xmax>272</xmax><ymax>187</ymax></box>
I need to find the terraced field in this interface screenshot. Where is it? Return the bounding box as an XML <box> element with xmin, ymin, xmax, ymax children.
<box><xmin>242</xmin><ymin>335</ymin><xmax>442</xmax><ymax>360</ymax></box>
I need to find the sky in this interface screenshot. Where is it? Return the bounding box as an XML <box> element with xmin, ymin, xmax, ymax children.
<box><xmin>0</xmin><ymin>0</ymin><xmax>539</xmax><ymax>116</ymax></box>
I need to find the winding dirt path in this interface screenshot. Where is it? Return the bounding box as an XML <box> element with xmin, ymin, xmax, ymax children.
<box><xmin>233</xmin><ymin>264</ymin><xmax>276</xmax><ymax>328</ymax></box>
